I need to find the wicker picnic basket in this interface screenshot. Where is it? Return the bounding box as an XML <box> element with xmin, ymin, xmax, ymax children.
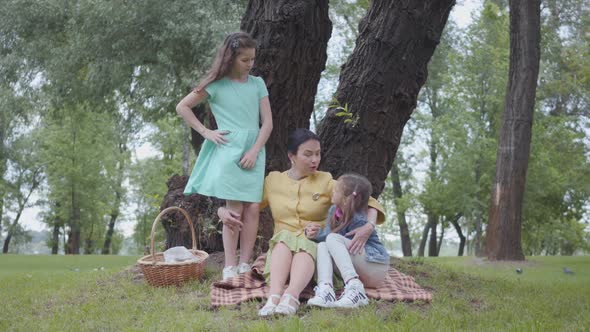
<box><xmin>137</xmin><ymin>206</ymin><xmax>209</xmax><ymax>287</ymax></box>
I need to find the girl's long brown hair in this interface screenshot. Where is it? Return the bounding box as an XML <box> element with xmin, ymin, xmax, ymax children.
<box><xmin>195</xmin><ymin>32</ymin><xmax>257</xmax><ymax>92</ymax></box>
<box><xmin>330</xmin><ymin>173</ymin><xmax>372</xmax><ymax>233</ymax></box>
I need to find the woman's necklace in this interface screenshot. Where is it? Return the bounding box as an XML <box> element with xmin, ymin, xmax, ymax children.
<box><xmin>287</xmin><ymin>168</ymin><xmax>304</xmax><ymax>180</ymax></box>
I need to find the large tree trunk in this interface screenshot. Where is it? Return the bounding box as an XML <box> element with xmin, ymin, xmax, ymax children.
<box><xmin>241</xmin><ymin>0</ymin><xmax>332</xmax><ymax>172</ymax></box>
<box><xmin>318</xmin><ymin>0</ymin><xmax>455</xmax><ymax>196</ymax></box>
<box><xmin>390</xmin><ymin>160</ymin><xmax>412</xmax><ymax>256</ymax></box>
<box><xmin>486</xmin><ymin>0</ymin><xmax>541</xmax><ymax>261</ymax></box>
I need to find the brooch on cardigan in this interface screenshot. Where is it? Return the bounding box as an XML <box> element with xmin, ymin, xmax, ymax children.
<box><xmin>312</xmin><ymin>193</ymin><xmax>320</xmax><ymax>201</ymax></box>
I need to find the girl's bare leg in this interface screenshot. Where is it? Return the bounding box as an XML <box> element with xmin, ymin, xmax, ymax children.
<box><xmin>223</xmin><ymin>200</ymin><xmax>243</xmax><ymax>267</ymax></box>
<box><xmin>239</xmin><ymin>202</ymin><xmax>259</xmax><ymax>264</ymax></box>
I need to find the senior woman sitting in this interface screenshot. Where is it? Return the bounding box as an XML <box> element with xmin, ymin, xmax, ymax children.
<box><xmin>218</xmin><ymin>128</ymin><xmax>385</xmax><ymax>316</ymax></box>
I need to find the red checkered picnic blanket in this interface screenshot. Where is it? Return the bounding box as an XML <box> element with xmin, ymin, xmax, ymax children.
<box><xmin>210</xmin><ymin>254</ymin><xmax>433</xmax><ymax>306</ymax></box>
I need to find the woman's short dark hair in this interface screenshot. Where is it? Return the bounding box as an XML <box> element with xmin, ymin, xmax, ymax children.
<box><xmin>287</xmin><ymin>128</ymin><xmax>320</xmax><ymax>154</ymax></box>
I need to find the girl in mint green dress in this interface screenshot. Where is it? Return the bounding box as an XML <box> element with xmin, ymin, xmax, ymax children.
<box><xmin>176</xmin><ymin>32</ymin><xmax>273</xmax><ymax>281</ymax></box>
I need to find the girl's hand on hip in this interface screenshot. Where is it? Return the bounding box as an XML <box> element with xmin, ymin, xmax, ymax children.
<box><xmin>203</xmin><ymin>129</ymin><xmax>229</xmax><ymax>145</ymax></box>
<box><xmin>217</xmin><ymin>206</ymin><xmax>243</xmax><ymax>232</ymax></box>
<box><xmin>239</xmin><ymin>149</ymin><xmax>258</xmax><ymax>169</ymax></box>
<box><xmin>345</xmin><ymin>223</ymin><xmax>373</xmax><ymax>255</ymax></box>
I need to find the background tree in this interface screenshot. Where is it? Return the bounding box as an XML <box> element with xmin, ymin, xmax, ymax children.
<box><xmin>413</xmin><ymin>2</ymin><xmax>509</xmax><ymax>256</ymax></box>
<box><xmin>486</xmin><ymin>0</ymin><xmax>542</xmax><ymax>261</ymax></box>
<box><xmin>40</xmin><ymin>106</ymin><xmax>118</xmax><ymax>254</ymax></box>
<box><xmin>415</xmin><ymin>21</ymin><xmax>458</xmax><ymax>257</ymax></box>
<box><xmin>2</xmin><ymin>133</ymin><xmax>44</xmax><ymax>253</ymax></box>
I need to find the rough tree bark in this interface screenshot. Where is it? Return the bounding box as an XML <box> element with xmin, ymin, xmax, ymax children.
<box><xmin>486</xmin><ymin>0</ymin><xmax>541</xmax><ymax>261</ymax></box>
<box><xmin>241</xmin><ymin>0</ymin><xmax>332</xmax><ymax>172</ymax></box>
<box><xmin>318</xmin><ymin>0</ymin><xmax>455</xmax><ymax>197</ymax></box>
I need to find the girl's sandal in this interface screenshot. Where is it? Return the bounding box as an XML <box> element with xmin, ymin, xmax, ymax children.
<box><xmin>274</xmin><ymin>293</ymin><xmax>300</xmax><ymax>315</ymax></box>
<box><xmin>258</xmin><ymin>294</ymin><xmax>281</xmax><ymax>316</ymax></box>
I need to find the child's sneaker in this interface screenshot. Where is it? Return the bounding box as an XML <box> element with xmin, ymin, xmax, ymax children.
<box><xmin>334</xmin><ymin>278</ymin><xmax>369</xmax><ymax>308</ymax></box>
<box><xmin>222</xmin><ymin>266</ymin><xmax>238</xmax><ymax>280</ymax></box>
<box><xmin>237</xmin><ymin>262</ymin><xmax>251</xmax><ymax>274</ymax></box>
<box><xmin>307</xmin><ymin>283</ymin><xmax>337</xmax><ymax>308</ymax></box>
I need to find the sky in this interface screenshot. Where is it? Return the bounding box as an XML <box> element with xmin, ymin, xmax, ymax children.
<box><xmin>15</xmin><ymin>1</ymin><xmax>480</xmax><ymax>238</ymax></box>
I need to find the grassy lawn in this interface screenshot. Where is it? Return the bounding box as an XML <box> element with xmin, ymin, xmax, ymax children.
<box><xmin>0</xmin><ymin>254</ymin><xmax>588</xmax><ymax>331</ymax></box>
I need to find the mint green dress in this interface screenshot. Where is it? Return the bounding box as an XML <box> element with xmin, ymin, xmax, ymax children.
<box><xmin>183</xmin><ymin>75</ymin><xmax>268</xmax><ymax>202</ymax></box>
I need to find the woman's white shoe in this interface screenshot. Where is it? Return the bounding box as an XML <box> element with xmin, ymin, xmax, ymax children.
<box><xmin>258</xmin><ymin>294</ymin><xmax>281</xmax><ymax>316</ymax></box>
<box><xmin>274</xmin><ymin>293</ymin><xmax>300</xmax><ymax>315</ymax></box>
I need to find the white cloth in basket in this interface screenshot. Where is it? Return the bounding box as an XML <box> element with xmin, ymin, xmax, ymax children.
<box><xmin>163</xmin><ymin>246</ymin><xmax>199</xmax><ymax>263</ymax></box>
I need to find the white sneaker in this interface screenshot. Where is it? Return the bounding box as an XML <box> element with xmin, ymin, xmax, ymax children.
<box><xmin>307</xmin><ymin>284</ymin><xmax>337</xmax><ymax>308</ymax></box>
<box><xmin>334</xmin><ymin>279</ymin><xmax>369</xmax><ymax>308</ymax></box>
<box><xmin>222</xmin><ymin>266</ymin><xmax>238</xmax><ymax>280</ymax></box>
<box><xmin>237</xmin><ymin>262</ymin><xmax>251</xmax><ymax>274</ymax></box>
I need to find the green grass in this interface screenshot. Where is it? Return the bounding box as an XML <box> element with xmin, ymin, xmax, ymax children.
<box><xmin>1</xmin><ymin>254</ymin><xmax>588</xmax><ymax>331</ymax></box>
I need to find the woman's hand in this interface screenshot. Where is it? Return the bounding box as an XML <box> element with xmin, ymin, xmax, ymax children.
<box><xmin>239</xmin><ymin>148</ymin><xmax>259</xmax><ymax>169</ymax></box>
<box><xmin>217</xmin><ymin>206</ymin><xmax>243</xmax><ymax>232</ymax></box>
<box><xmin>203</xmin><ymin>129</ymin><xmax>229</xmax><ymax>146</ymax></box>
<box><xmin>304</xmin><ymin>223</ymin><xmax>321</xmax><ymax>239</ymax></box>
<box><xmin>345</xmin><ymin>222</ymin><xmax>374</xmax><ymax>255</ymax></box>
